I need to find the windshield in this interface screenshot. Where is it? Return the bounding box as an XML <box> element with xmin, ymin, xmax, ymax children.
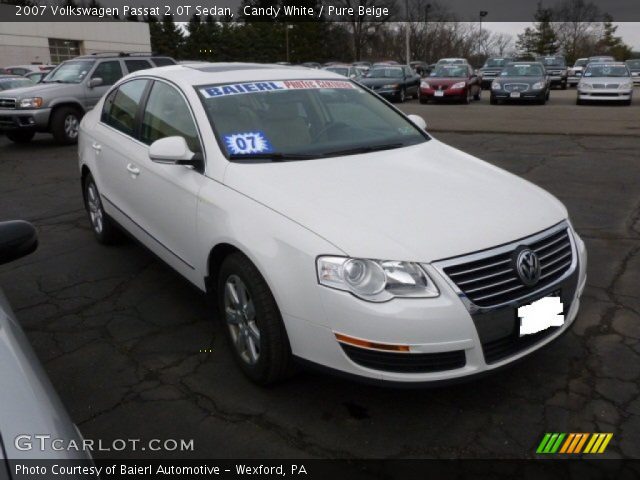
<box><xmin>43</xmin><ymin>60</ymin><xmax>95</xmax><ymax>83</ymax></box>
<box><xmin>584</xmin><ymin>64</ymin><xmax>630</xmax><ymax>77</ymax></box>
<box><xmin>437</xmin><ymin>59</ymin><xmax>465</xmax><ymax>65</ymax></box>
<box><xmin>500</xmin><ymin>64</ymin><xmax>544</xmax><ymax>77</ymax></box>
<box><xmin>0</xmin><ymin>78</ymin><xmax>34</xmax><ymax>90</ymax></box>
<box><xmin>484</xmin><ymin>58</ymin><xmax>508</xmax><ymax>68</ymax></box>
<box><xmin>326</xmin><ymin>67</ymin><xmax>349</xmax><ymax>77</ymax></box>
<box><xmin>367</xmin><ymin>67</ymin><xmax>403</xmax><ymax>78</ymax></box>
<box><xmin>538</xmin><ymin>57</ymin><xmax>566</xmax><ymax>67</ymax></box>
<box><xmin>574</xmin><ymin>59</ymin><xmax>588</xmax><ymax>67</ymax></box>
<box><xmin>431</xmin><ymin>65</ymin><xmax>468</xmax><ymax>77</ymax></box>
<box><xmin>626</xmin><ymin>60</ymin><xmax>640</xmax><ymax>69</ymax></box>
<box><xmin>198</xmin><ymin>79</ymin><xmax>428</xmax><ymax>160</ymax></box>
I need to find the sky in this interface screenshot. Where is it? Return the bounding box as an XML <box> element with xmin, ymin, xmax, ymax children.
<box><xmin>485</xmin><ymin>22</ymin><xmax>640</xmax><ymax>50</ymax></box>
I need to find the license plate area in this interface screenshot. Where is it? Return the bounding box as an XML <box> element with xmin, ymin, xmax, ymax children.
<box><xmin>434</xmin><ymin>90</ymin><xmax>444</xmax><ymax>97</ymax></box>
<box><xmin>510</xmin><ymin>91</ymin><xmax>521</xmax><ymax>98</ymax></box>
<box><xmin>517</xmin><ymin>290</ymin><xmax>564</xmax><ymax>336</ymax></box>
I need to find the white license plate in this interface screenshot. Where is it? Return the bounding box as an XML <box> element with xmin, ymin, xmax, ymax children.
<box><xmin>434</xmin><ymin>91</ymin><xmax>444</xmax><ymax>97</ymax></box>
<box><xmin>518</xmin><ymin>295</ymin><xmax>564</xmax><ymax>336</ymax></box>
<box><xmin>510</xmin><ymin>92</ymin><xmax>521</xmax><ymax>98</ymax></box>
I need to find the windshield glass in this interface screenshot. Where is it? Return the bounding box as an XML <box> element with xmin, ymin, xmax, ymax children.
<box><xmin>484</xmin><ymin>58</ymin><xmax>508</xmax><ymax>68</ymax></box>
<box><xmin>367</xmin><ymin>67</ymin><xmax>403</xmax><ymax>78</ymax></box>
<box><xmin>44</xmin><ymin>60</ymin><xmax>95</xmax><ymax>83</ymax></box>
<box><xmin>584</xmin><ymin>64</ymin><xmax>630</xmax><ymax>77</ymax></box>
<box><xmin>538</xmin><ymin>57</ymin><xmax>566</xmax><ymax>67</ymax></box>
<box><xmin>437</xmin><ymin>59</ymin><xmax>465</xmax><ymax>65</ymax></box>
<box><xmin>626</xmin><ymin>60</ymin><xmax>640</xmax><ymax>69</ymax></box>
<box><xmin>198</xmin><ymin>79</ymin><xmax>428</xmax><ymax>160</ymax></box>
<box><xmin>0</xmin><ymin>78</ymin><xmax>34</xmax><ymax>90</ymax></box>
<box><xmin>574</xmin><ymin>59</ymin><xmax>588</xmax><ymax>67</ymax></box>
<box><xmin>326</xmin><ymin>67</ymin><xmax>349</xmax><ymax>77</ymax></box>
<box><xmin>431</xmin><ymin>65</ymin><xmax>468</xmax><ymax>77</ymax></box>
<box><xmin>500</xmin><ymin>64</ymin><xmax>544</xmax><ymax>77</ymax></box>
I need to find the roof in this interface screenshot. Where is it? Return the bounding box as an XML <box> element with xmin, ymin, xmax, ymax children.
<box><xmin>127</xmin><ymin>62</ymin><xmax>345</xmax><ymax>87</ymax></box>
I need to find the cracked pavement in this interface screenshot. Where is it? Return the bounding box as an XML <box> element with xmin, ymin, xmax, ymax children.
<box><xmin>0</xmin><ymin>126</ymin><xmax>639</xmax><ymax>459</ymax></box>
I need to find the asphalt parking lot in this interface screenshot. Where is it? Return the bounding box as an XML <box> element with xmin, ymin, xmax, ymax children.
<box><xmin>1</xmin><ymin>97</ymin><xmax>639</xmax><ymax>459</ymax></box>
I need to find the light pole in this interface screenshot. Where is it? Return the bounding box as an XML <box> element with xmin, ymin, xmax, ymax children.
<box><xmin>285</xmin><ymin>24</ymin><xmax>294</xmax><ymax>63</ymax></box>
<box><xmin>479</xmin><ymin>10</ymin><xmax>488</xmax><ymax>56</ymax></box>
<box><xmin>405</xmin><ymin>0</ymin><xmax>410</xmax><ymax>65</ymax></box>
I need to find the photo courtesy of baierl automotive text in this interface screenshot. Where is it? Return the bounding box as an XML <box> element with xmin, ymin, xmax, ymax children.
<box><xmin>0</xmin><ymin>0</ymin><xmax>639</xmax><ymax>478</ymax></box>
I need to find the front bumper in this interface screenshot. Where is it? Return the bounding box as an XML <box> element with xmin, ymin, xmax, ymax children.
<box><xmin>631</xmin><ymin>73</ymin><xmax>640</xmax><ymax>85</ymax></box>
<box><xmin>368</xmin><ymin>87</ymin><xmax>400</xmax><ymax>99</ymax></box>
<box><xmin>492</xmin><ymin>89</ymin><xmax>545</xmax><ymax>101</ymax></box>
<box><xmin>0</xmin><ymin>108</ymin><xmax>51</xmax><ymax>131</ymax></box>
<box><xmin>289</xmin><ymin>225</ymin><xmax>587</xmax><ymax>385</ymax></box>
<box><xmin>578</xmin><ymin>89</ymin><xmax>632</xmax><ymax>101</ymax></box>
<box><xmin>420</xmin><ymin>87</ymin><xmax>467</xmax><ymax>100</ymax></box>
<box><xmin>548</xmin><ymin>74</ymin><xmax>567</xmax><ymax>86</ymax></box>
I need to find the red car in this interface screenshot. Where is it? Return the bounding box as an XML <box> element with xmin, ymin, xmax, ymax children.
<box><xmin>419</xmin><ymin>63</ymin><xmax>481</xmax><ymax>104</ymax></box>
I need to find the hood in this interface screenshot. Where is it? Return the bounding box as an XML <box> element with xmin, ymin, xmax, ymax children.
<box><xmin>493</xmin><ymin>76</ymin><xmax>543</xmax><ymax>85</ymax></box>
<box><xmin>359</xmin><ymin>77</ymin><xmax>403</xmax><ymax>87</ymax></box>
<box><xmin>0</xmin><ymin>82</ymin><xmax>78</xmax><ymax>99</ymax></box>
<box><xmin>425</xmin><ymin>77</ymin><xmax>468</xmax><ymax>86</ymax></box>
<box><xmin>223</xmin><ymin>139</ymin><xmax>567</xmax><ymax>262</ymax></box>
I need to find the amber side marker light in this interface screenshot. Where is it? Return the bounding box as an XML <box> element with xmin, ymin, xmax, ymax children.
<box><xmin>334</xmin><ymin>333</ymin><xmax>411</xmax><ymax>352</ymax></box>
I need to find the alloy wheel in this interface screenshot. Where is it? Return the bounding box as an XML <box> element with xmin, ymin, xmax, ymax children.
<box><xmin>86</xmin><ymin>183</ymin><xmax>103</xmax><ymax>234</ymax></box>
<box><xmin>224</xmin><ymin>274</ymin><xmax>260</xmax><ymax>365</ymax></box>
<box><xmin>64</xmin><ymin>114</ymin><xmax>79</xmax><ymax>140</ymax></box>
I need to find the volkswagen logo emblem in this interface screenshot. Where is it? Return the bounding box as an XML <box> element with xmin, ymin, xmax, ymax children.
<box><xmin>515</xmin><ymin>248</ymin><xmax>541</xmax><ymax>286</ymax></box>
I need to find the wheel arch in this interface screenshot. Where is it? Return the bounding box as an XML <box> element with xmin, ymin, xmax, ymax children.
<box><xmin>48</xmin><ymin>102</ymin><xmax>85</xmax><ymax>129</ymax></box>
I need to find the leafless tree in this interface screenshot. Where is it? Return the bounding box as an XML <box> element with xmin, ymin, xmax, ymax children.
<box><xmin>553</xmin><ymin>0</ymin><xmax>601</xmax><ymax>63</ymax></box>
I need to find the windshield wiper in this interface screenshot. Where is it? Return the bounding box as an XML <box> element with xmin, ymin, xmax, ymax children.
<box><xmin>229</xmin><ymin>152</ymin><xmax>318</xmax><ymax>161</ymax></box>
<box><xmin>320</xmin><ymin>142</ymin><xmax>405</xmax><ymax>157</ymax></box>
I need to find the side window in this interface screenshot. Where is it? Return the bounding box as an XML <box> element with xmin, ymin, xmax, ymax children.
<box><xmin>125</xmin><ymin>59</ymin><xmax>152</xmax><ymax>74</ymax></box>
<box><xmin>91</xmin><ymin>61</ymin><xmax>123</xmax><ymax>86</ymax></box>
<box><xmin>140</xmin><ymin>81</ymin><xmax>201</xmax><ymax>153</ymax></box>
<box><xmin>101</xmin><ymin>79</ymin><xmax>148</xmax><ymax>136</ymax></box>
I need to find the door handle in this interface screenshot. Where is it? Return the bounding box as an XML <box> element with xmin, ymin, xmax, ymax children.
<box><xmin>126</xmin><ymin>163</ymin><xmax>140</xmax><ymax>176</ymax></box>
<box><xmin>91</xmin><ymin>142</ymin><xmax>102</xmax><ymax>152</ymax></box>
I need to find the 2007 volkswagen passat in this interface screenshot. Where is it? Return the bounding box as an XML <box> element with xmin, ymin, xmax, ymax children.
<box><xmin>78</xmin><ymin>63</ymin><xmax>587</xmax><ymax>386</ymax></box>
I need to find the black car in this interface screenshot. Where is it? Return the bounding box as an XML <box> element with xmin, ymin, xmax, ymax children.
<box><xmin>358</xmin><ymin>65</ymin><xmax>421</xmax><ymax>103</ymax></box>
<box><xmin>535</xmin><ymin>55</ymin><xmax>568</xmax><ymax>89</ymax></box>
<box><xmin>478</xmin><ymin>57</ymin><xmax>513</xmax><ymax>89</ymax></box>
<box><xmin>490</xmin><ymin>62</ymin><xmax>550</xmax><ymax>105</ymax></box>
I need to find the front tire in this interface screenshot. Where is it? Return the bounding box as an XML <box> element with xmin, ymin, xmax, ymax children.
<box><xmin>490</xmin><ymin>95</ymin><xmax>498</xmax><ymax>105</ymax></box>
<box><xmin>6</xmin><ymin>131</ymin><xmax>35</xmax><ymax>143</ymax></box>
<box><xmin>83</xmin><ymin>173</ymin><xmax>121</xmax><ymax>244</ymax></box>
<box><xmin>218</xmin><ymin>253</ymin><xmax>294</xmax><ymax>385</ymax></box>
<box><xmin>397</xmin><ymin>88</ymin><xmax>406</xmax><ymax>103</ymax></box>
<box><xmin>51</xmin><ymin>106</ymin><xmax>81</xmax><ymax>145</ymax></box>
<box><xmin>473</xmin><ymin>87</ymin><xmax>481</xmax><ymax>101</ymax></box>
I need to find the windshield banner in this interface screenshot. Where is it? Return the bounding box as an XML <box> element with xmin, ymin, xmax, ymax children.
<box><xmin>200</xmin><ymin>79</ymin><xmax>355</xmax><ymax>98</ymax></box>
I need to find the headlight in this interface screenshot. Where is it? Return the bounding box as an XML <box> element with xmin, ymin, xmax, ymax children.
<box><xmin>317</xmin><ymin>256</ymin><xmax>439</xmax><ymax>302</ymax></box>
<box><xmin>532</xmin><ymin>81</ymin><xmax>545</xmax><ymax>90</ymax></box>
<box><xmin>381</xmin><ymin>84</ymin><xmax>399</xmax><ymax>89</ymax></box>
<box><xmin>420</xmin><ymin>81</ymin><xmax>430</xmax><ymax>89</ymax></box>
<box><xmin>578</xmin><ymin>82</ymin><xmax>592</xmax><ymax>90</ymax></box>
<box><xmin>450</xmin><ymin>82</ymin><xmax>466</xmax><ymax>89</ymax></box>
<box><xmin>18</xmin><ymin>97</ymin><xmax>43</xmax><ymax>109</ymax></box>
<box><xmin>491</xmin><ymin>82</ymin><xmax>502</xmax><ymax>90</ymax></box>
<box><xmin>618</xmin><ymin>82</ymin><xmax>632</xmax><ymax>89</ymax></box>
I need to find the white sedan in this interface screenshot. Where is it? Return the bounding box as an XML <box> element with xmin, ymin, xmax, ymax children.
<box><xmin>78</xmin><ymin>63</ymin><xmax>587</xmax><ymax>386</ymax></box>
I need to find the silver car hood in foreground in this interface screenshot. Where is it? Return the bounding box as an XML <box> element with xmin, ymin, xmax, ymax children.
<box><xmin>0</xmin><ymin>289</ymin><xmax>87</xmax><ymax>460</ymax></box>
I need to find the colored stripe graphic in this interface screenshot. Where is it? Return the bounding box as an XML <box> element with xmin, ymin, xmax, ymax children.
<box><xmin>538</xmin><ymin>433</ymin><xmax>613</xmax><ymax>454</ymax></box>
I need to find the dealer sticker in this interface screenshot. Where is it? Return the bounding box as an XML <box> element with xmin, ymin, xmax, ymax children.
<box><xmin>200</xmin><ymin>79</ymin><xmax>355</xmax><ymax>98</ymax></box>
<box><xmin>223</xmin><ymin>132</ymin><xmax>273</xmax><ymax>155</ymax></box>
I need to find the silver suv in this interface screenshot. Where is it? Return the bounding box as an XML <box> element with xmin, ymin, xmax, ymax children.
<box><xmin>0</xmin><ymin>53</ymin><xmax>175</xmax><ymax>145</ymax></box>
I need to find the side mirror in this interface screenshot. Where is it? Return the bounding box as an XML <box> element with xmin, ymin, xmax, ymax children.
<box><xmin>407</xmin><ymin>114</ymin><xmax>427</xmax><ymax>130</ymax></box>
<box><xmin>0</xmin><ymin>221</ymin><xmax>38</xmax><ymax>266</ymax></box>
<box><xmin>149</xmin><ymin>136</ymin><xmax>203</xmax><ymax>169</ymax></box>
<box><xmin>88</xmin><ymin>77</ymin><xmax>103</xmax><ymax>88</ymax></box>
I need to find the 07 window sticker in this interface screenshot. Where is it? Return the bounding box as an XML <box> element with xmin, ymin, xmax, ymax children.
<box><xmin>223</xmin><ymin>132</ymin><xmax>273</xmax><ymax>155</ymax></box>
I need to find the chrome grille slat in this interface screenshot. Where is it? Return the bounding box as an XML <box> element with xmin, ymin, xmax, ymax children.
<box><xmin>456</xmin><ymin>268</ymin><xmax>514</xmax><ymax>286</ymax></box>
<box><xmin>464</xmin><ymin>276</ymin><xmax>519</xmax><ymax>294</ymax></box>
<box><xmin>440</xmin><ymin>225</ymin><xmax>574</xmax><ymax>308</ymax></box>
<box><xmin>0</xmin><ymin>98</ymin><xmax>16</xmax><ymax>109</ymax></box>
<box><xmin>447</xmin><ymin>258</ymin><xmax>510</xmax><ymax>277</ymax></box>
<box><xmin>541</xmin><ymin>250</ymin><xmax>572</xmax><ymax>269</ymax></box>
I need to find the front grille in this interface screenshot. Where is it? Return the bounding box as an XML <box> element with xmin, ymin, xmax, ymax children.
<box><xmin>592</xmin><ymin>83</ymin><xmax>620</xmax><ymax>89</ymax></box>
<box><xmin>483</xmin><ymin>326</ymin><xmax>560</xmax><ymax>364</ymax></box>
<box><xmin>442</xmin><ymin>226</ymin><xmax>573</xmax><ymax>308</ymax></box>
<box><xmin>340</xmin><ymin>344</ymin><xmax>466</xmax><ymax>373</ymax></box>
<box><xmin>0</xmin><ymin>98</ymin><xmax>16</xmax><ymax>109</ymax></box>
<box><xmin>504</xmin><ymin>83</ymin><xmax>529</xmax><ymax>92</ymax></box>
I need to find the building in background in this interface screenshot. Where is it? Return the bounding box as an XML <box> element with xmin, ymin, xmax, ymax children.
<box><xmin>0</xmin><ymin>21</ymin><xmax>151</xmax><ymax>66</ymax></box>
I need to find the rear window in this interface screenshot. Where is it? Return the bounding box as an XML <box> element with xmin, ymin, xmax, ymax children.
<box><xmin>151</xmin><ymin>57</ymin><xmax>176</xmax><ymax>67</ymax></box>
<box><xmin>125</xmin><ymin>59</ymin><xmax>152</xmax><ymax>73</ymax></box>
